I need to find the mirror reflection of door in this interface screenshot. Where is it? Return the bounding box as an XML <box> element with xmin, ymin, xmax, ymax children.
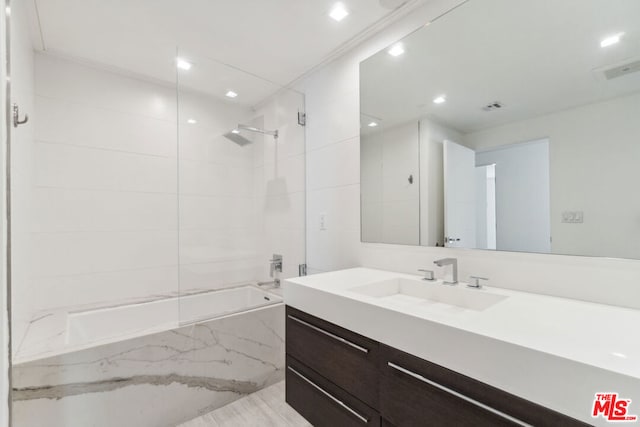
<box><xmin>443</xmin><ymin>140</ymin><xmax>477</xmax><ymax>248</ymax></box>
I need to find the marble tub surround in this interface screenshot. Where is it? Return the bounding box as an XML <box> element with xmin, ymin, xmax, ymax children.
<box><xmin>12</xmin><ymin>304</ymin><xmax>285</xmax><ymax>427</ymax></box>
<box><xmin>14</xmin><ymin>284</ymin><xmax>281</xmax><ymax>364</ymax></box>
<box><xmin>284</xmin><ymin>268</ymin><xmax>640</xmax><ymax>426</ymax></box>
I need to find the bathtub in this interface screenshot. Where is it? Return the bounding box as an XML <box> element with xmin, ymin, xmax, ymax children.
<box><xmin>66</xmin><ymin>285</ymin><xmax>282</xmax><ymax>347</ymax></box>
<box><xmin>14</xmin><ymin>285</ymin><xmax>286</xmax><ymax>427</ymax></box>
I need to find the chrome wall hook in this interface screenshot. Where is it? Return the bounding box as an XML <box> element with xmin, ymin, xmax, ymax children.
<box><xmin>13</xmin><ymin>103</ymin><xmax>29</xmax><ymax>127</ymax></box>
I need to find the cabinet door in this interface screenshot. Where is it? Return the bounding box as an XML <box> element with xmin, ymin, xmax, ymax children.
<box><xmin>286</xmin><ymin>355</ymin><xmax>381</xmax><ymax>427</ymax></box>
<box><xmin>381</xmin><ymin>360</ymin><xmax>518</xmax><ymax>426</ymax></box>
<box><xmin>286</xmin><ymin>306</ymin><xmax>380</xmax><ymax>408</ymax></box>
<box><xmin>380</xmin><ymin>345</ymin><xmax>590</xmax><ymax>427</ymax></box>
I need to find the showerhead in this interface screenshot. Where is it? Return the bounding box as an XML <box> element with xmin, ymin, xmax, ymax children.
<box><xmin>223</xmin><ymin>123</ymin><xmax>278</xmax><ymax>146</ymax></box>
<box><xmin>223</xmin><ymin>130</ymin><xmax>253</xmax><ymax>146</ymax></box>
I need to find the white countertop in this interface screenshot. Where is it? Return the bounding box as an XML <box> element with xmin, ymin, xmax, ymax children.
<box><xmin>284</xmin><ymin>268</ymin><xmax>640</xmax><ymax>426</ymax></box>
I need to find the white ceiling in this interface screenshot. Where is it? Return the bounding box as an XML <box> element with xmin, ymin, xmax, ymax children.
<box><xmin>361</xmin><ymin>0</ymin><xmax>640</xmax><ymax>134</ymax></box>
<box><xmin>31</xmin><ymin>0</ymin><xmax>426</xmax><ymax>106</ymax></box>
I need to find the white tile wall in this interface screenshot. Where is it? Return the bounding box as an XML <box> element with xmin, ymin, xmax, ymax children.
<box><xmin>178</xmin><ymin>86</ymin><xmax>305</xmax><ymax>293</ymax></box>
<box><xmin>13</xmin><ymin>52</ymin><xmax>307</xmax><ymax>351</ymax></box>
<box><xmin>34</xmin><ymin>57</ymin><xmax>176</xmax><ymax>121</ymax></box>
<box><xmin>34</xmin><ymin>142</ymin><xmax>178</xmax><ymax>193</ymax></box>
<box><xmin>296</xmin><ymin>0</ymin><xmax>640</xmax><ymax>309</ymax></box>
<box><xmin>9</xmin><ymin>0</ymin><xmax>37</xmax><ymax>356</ymax></box>
<box><xmin>35</xmin><ymin>96</ymin><xmax>176</xmax><ymax>157</ymax></box>
<box><xmin>10</xmin><ymin>54</ymin><xmax>182</xmax><ymax>331</ymax></box>
<box><xmin>307</xmin><ymin>137</ymin><xmax>360</xmax><ymax>191</ymax></box>
<box><xmin>3</xmin><ymin>0</ymin><xmax>34</xmax><ymax>416</ymax></box>
<box><xmin>177</xmin><ymin>89</ymin><xmax>257</xmax><ymax>295</ymax></box>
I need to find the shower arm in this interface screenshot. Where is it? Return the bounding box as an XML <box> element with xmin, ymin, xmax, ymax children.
<box><xmin>237</xmin><ymin>124</ymin><xmax>279</xmax><ymax>139</ymax></box>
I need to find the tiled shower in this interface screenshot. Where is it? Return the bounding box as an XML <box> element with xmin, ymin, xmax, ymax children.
<box><xmin>8</xmin><ymin>5</ymin><xmax>305</xmax><ymax>422</ymax></box>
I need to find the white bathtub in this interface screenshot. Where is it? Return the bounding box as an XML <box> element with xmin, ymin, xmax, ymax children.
<box><xmin>65</xmin><ymin>285</ymin><xmax>282</xmax><ymax>347</ymax></box>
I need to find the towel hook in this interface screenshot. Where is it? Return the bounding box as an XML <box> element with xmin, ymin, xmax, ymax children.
<box><xmin>13</xmin><ymin>103</ymin><xmax>29</xmax><ymax>128</ymax></box>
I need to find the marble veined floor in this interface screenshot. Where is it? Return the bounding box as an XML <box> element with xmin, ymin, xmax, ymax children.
<box><xmin>178</xmin><ymin>381</ymin><xmax>311</xmax><ymax>427</ymax></box>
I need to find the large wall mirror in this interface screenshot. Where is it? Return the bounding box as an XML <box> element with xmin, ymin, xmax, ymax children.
<box><xmin>360</xmin><ymin>0</ymin><xmax>640</xmax><ymax>259</ymax></box>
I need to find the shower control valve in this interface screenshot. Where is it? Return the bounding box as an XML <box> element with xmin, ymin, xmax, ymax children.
<box><xmin>269</xmin><ymin>254</ymin><xmax>283</xmax><ymax>278</ymax></box>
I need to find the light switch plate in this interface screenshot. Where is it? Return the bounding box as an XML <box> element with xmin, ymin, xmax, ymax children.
<box><xmin>562</xmin><ymin>211</ymin><xmax>584</xmax><ymax>223</ymax></box>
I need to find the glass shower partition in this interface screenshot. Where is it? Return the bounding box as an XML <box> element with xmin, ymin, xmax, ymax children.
<box><xmin>176</xmin><ymin>49</ymin><xmax>306</xmax><ymax>324</ymax></box>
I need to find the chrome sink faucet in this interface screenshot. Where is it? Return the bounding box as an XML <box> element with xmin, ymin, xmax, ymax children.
<box><xmin>433</xmin><ymin>258</ymin><xmax>458</xmax><ymax>285</ymax></box>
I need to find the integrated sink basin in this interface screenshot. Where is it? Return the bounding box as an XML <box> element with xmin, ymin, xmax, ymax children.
<box><xmin>349</xmin><ymin>278</ymin><xmax>507</xmax><ymax>312</ymax></box>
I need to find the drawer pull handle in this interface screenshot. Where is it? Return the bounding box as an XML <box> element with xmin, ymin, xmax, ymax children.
<box><xmin>387</xmin><ymin>362</ymin><xmax>532</xmax><ymax>427</ymax></box>
<box><xmin>287</xmin><ymin>366</ymin><xmax>369</xmax><ymax>424</ymax></box>
<box><xmin>287</xmin><ymin>315</ymin><xmax>369</xmax><ymax>354</ymax></box>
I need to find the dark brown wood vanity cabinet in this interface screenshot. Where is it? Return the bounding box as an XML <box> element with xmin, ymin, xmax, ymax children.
<box><xmin>379</xmin><ymin>345</ymin><xmax>591</xmax><ymax>427</ymax></box>
<box><xmin>285</xmin><ymin>306</ymin><xmax>591</xmax><ymax>427</ymax></box>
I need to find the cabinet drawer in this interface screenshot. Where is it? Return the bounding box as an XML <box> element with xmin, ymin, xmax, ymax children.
<box><xmin>286</xmin><ymin>355</ymin><xmax>381</xmax><ymax>427</ymax></box>
<box><xmin>380</xmin><ymin>345</ymin><xmax>590</xmax><ymax>427</ymax></box>
<box><xmin>286</xmin><ymin>306</ymin><xmax>380</xmax><ymax>408</ymax></box>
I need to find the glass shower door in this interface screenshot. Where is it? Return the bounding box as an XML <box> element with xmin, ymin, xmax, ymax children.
<box><xmin>176</xmin><ymin>49</ymin><xmax>306</xmax><ymax>324</ymax></box>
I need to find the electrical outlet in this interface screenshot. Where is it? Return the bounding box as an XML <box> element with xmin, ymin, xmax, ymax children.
<box><xmin>319</xmin><ymin>212</ymin><xmax>327</xmax><ymax>231</ymax></box>
<box><xmin>562</xmin><ymin>211</ymin><xmax>584</xmax><ymax>223</ymax></box>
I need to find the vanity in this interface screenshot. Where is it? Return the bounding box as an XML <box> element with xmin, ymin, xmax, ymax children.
<box><xmin>283</xmin><ymin>268</ymin><xmax>640</xmax><ymax>427</ymax></box>
<box><xmin>284</xmin><ymin>0</ymin><xmax>640</xmax><ymax>424</ymax></box>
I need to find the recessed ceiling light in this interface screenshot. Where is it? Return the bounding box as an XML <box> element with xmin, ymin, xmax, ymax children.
<box><xmin>367</xmin><ymin>121</ymin><xmax>378</xmax><ymax>127</ymax></box>
<box><xmin>600</xmin><ymin>32</ymin><xmax>624</xmax><ymax>48</ymax></box>
<box><xmin>176</xmin><ymin>58</ymin><xmax>192</xmax><ymax>71</ymax></box>
<box><xmin>225</xmin><ymin>90</ymin><xmax>238</xmax><ymax>98</ymax></box>
<box><xmin>433</xmin><ymin>95</ymin><xmax>447</xmax><ymax>104</ymax></box>
<box><xmin>231</xmin><ymin>129</ymin><xmax>240</xmax><ymax>134</ymax></box>
<box><xmin>388</xmin><ymin>43</ymin><xmax>405</xmax><ymax>57</ymax></box>
<box><xmin>329</xmin><ymin>3</ymin><xmax>349</xmax><ymax>22</ymax></box>
<box><xmin>187</xmin><ymin>118</ymin><xmax>197</xmax><ymax>124</ymax></box>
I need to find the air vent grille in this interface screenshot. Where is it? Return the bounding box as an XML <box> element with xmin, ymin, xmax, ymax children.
<box><xmin>604</xmin><ymin>60</ymin><xmax>640</xmax><ymax>80</ymax></box>
<box><xmin>482</xmin><ymin>101</ymin><xmax>504</xmax><ymax>111</ymax></box>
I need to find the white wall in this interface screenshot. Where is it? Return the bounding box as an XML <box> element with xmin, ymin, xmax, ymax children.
<box><xmin>296</xmin><ymin>0</ymin><xmax>640</xmax><ymax>310</ymax></box>
<box><xmin>361</xmin><ymin>121</ymin><xmax>419</xmax><ymax>245</ymax></box>
<box><xmin>17</xmin><ymin>54</ymin><xmax>182</xmax><ymax>341</ymax></box>
<box><xmin>7</xmin><ymin>0</ymin><xmax>35</xmax><ymax>389</ymax></box>
<box><xmin>465</xmin><ymin>91</ymin><xmax>640</xmax><ymax>259</ymax></box>
<box><xmin>299</xmin><ymin>0</ymin><xmax>465</xmax><ymax>274</ymax></box>
<box><xmin>3</xmin><ymin>0</ymin><xmax>37</xmax><ymax>420</ymax></box>
<box><xmin>476</xmin><ymin>140</ymin><xmax>551</xmax><ymax>253</ymax></box>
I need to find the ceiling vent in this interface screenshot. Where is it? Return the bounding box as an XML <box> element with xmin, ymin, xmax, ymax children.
<box><xmin>603</xmin><ymin>59</ymin><xmax>640</xmax><ymax>80</ymax></box>
<box><xmin>482</xmin><ymin>101</ymin><xmax>504</xmax><ymax>112</ymax></box>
